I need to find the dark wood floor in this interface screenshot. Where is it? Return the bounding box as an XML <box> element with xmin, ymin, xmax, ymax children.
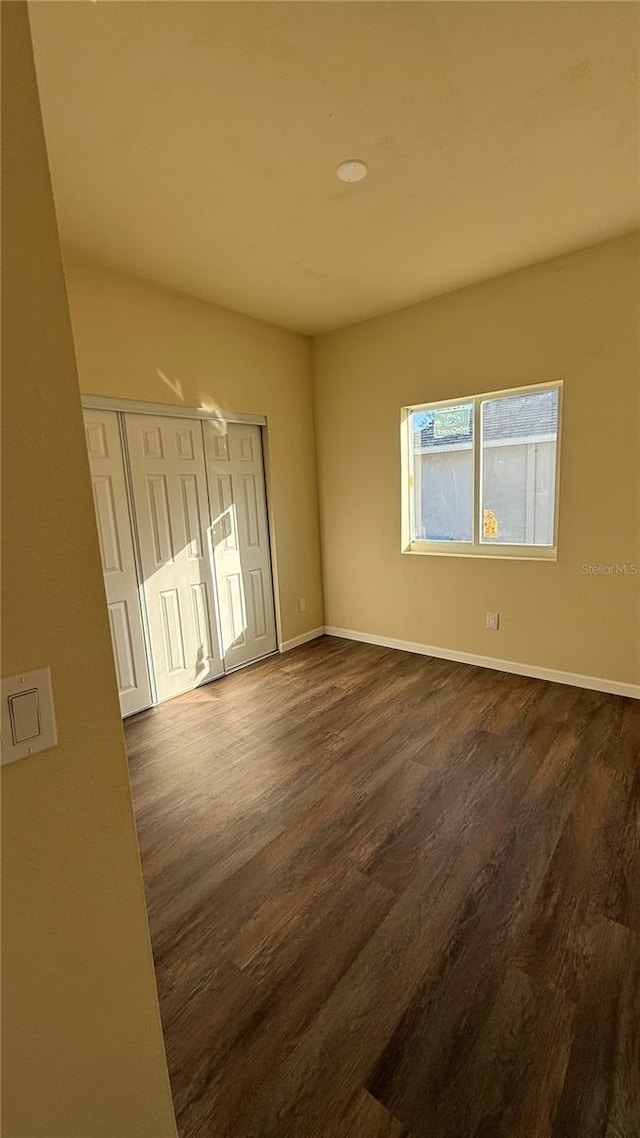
<box><xmin>126</xmin><ymin>635</ymin><xmax>640</xmax><ymax>1138</ymax></box>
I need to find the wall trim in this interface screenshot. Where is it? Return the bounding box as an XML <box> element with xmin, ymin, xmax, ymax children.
<box><xmin>82</xmin><ymin>393</ymin><xmax>266</xmax><ymax>426</ymax></box>
<box><xmin>324</xmin><ymin>626</ymin><xmax>640</xmax><ymax>700</ymax></box>
<box><xmin>279</xmin><ymin>627</ymin><xmax>325</xmax><ymax>653</ymax></box>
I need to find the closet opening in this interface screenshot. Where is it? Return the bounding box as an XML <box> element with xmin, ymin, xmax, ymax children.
<box><xmin>82</xmin><ymin>398</ymin><xmax>278</xmax><ymax>716</ymax></box>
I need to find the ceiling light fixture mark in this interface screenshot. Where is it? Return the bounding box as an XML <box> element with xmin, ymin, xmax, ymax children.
<box><xmin>336</xmin><ymin>159</ymin><xmax>368</xmax><ymax>183</ymax></box>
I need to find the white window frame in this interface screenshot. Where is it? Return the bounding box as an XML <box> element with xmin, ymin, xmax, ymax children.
<box><xmin>401</xmin><ymin>380</ymin><xmax>563</xmax><ymax>560</ymax></box>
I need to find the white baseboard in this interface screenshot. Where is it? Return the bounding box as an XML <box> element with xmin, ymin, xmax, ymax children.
<box><xmin>324</xmin><ymin>626</ymin><xmax>640</xmax><ymax>700</ymax></box>
<box><xmin>279</xmin><ymin>627</ymin><xmax>325</xmax><ymax>653</ymax></box>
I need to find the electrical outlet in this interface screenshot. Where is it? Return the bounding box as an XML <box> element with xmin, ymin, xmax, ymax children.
<box><xmin>298</xmin><ymin>597</ymin><xmax>306</xmax><ymax>614</ymax></box>
<box><xmin>486</xmin><ymin>611</ymin><xmax>500</xmax><ymax>631</ymax></box>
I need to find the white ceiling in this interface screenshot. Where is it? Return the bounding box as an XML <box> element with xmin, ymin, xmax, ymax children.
<box><xmin>29</xmin><ymin>1</ymin><xmax>640</xmax><ymax>335</ymax></box>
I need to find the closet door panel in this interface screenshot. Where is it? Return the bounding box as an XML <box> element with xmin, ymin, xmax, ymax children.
<box><xmin>83</xmin><ymin>409</ymin><xmax>152</xmax><ymax>717</ymax></box>
<box><xmin>125</xmin><ymin>414</ymin><xmax>223</xmax><ymax>702</ymax></box>
<box><xmin>204</xmin><ymin>422</ymin><xmax>277</xmax><ymax>670</ymax></box>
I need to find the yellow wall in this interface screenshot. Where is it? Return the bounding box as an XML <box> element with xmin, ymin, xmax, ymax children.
<box><xmin>63</xmin><ymin>255</ymin><xmax>324</xmax><ymax>644</ymax></box>
<box><xmin>313</xmin><ymin>234</ymin><xmax>640</xmax><ymax>688</ymax></box>
<box><xmin>1</xmin><ymin>6</ymin><xmax>177</xmax><ymax>1135</ymax></box>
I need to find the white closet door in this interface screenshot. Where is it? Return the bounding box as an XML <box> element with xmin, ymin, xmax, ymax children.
<box><xmin>124</xmin><ymin>414</ymin><xmax>223</xmax><ymax>702</ymax></box>
<box><xmin>83</xmin><ymin>410</ymin><xmax>152</xmax><ymax>717</ymax></box>
<box><xmin>204</xmin><ymin>422</ymin><xmax>277</xmax><ymax>670</ymax></box>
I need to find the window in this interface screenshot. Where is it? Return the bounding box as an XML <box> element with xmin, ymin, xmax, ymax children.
<box><xmin>402</xmin><ymin>382</ymin><xmax>562</xmax><ymax>558</ymax></box>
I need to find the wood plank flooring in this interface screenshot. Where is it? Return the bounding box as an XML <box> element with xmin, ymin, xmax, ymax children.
<box><xmin>125</xmin><ymin>635</ymin><xmax>640</xmax><ymax>1138</ymax></box>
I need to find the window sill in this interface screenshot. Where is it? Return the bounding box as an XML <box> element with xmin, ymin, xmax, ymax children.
<box><xmin>403</xmin><ymin>542</ymin><xmax>558</xmax><ymax>561</ymax></box>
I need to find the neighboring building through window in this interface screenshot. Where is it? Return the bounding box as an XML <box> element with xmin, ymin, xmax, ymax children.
<box><xmin>402</xmin><ymin>382</ymin><xmax>562</xmax><ymax>558</ymax></box>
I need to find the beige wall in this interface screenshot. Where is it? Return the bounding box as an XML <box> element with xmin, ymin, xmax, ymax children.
<box><xmin>63</xmin><ymin>255</ymin><xmax>324</xmax><ymax>644</ymax></box>
<box><xmin>1</xmin><ymin>6</ymin><xmax>177</xmax><ymax>1135</ymax></box>
<box><xmin>313</xmin><ymin>234</ymin><xmax>640</xmax><ymax>687</ymax></box>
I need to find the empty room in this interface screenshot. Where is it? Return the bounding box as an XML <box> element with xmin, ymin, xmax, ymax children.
<box><xmin>2</xmin><ymin>2</ymin><xmax>639</xmax><ymax>1136</ymax></box>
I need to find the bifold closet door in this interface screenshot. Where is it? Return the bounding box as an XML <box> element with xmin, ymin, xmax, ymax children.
<box><xmin>125</xmin><ymin>414</ymin><xmax>224</xmax><ymax>702</ymax></box>
<box><xmin>83</xmin><ymin>409</ymin><xmax>153</xmax><ymax>717</ymax></box>
<box><xmin>204</xmin><ymin>422</ymin><xmax>277</xmax><ymax>669</ymax></box>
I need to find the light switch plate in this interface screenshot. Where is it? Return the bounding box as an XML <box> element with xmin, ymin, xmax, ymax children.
<box><xmin>1</xmin><ymin>667</ymin><xmax>57</xmax><ymax>765</ymax></box>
